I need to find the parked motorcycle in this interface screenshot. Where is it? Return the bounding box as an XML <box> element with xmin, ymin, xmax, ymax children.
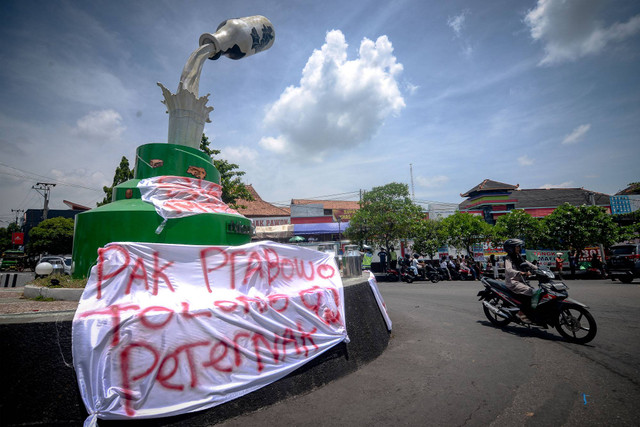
<box><xmin>385</xmin><ymin>265</ymin><xmax>416</xmax><ymax>283</ymax></box>
<box><xmin>477</xmin><ymin>266</ymin><xmax>597</xmax><ymax>344</ymax></box>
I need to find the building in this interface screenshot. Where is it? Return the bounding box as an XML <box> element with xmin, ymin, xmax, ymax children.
<box><xmin>289</xmin><ymin>199</ymin><xmax>359</xmax><ymax>241</ymax></box>
<box><xmin>22</xmin><ymin>200</ymin><xmax>91</xmax><ymax>245</ymax></box>
<box><xmin>459</xmin><ymin>179</ymin><xmax>611</xmax><ymax>224</ymax></box>
<box><xmin>236</xmin><ymin>185</ymin><xmax>291</xmax><ymax>241</ymax></box>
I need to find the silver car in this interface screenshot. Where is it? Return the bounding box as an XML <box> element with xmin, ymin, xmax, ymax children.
<box><xmin>38</xmin><ymin>256</ymin><xmax>68</xmax><ymax>276</ymax></box>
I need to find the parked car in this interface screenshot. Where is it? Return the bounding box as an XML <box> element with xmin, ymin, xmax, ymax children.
<box><xmin>36</xmin><ymin>256</ymin><xmax>69</xmax><ymax>277</ymax></box>
<box><xmin>607</xmin><ymin>243</ymin><xmax>640</xmax><ymax>284</ymax></box>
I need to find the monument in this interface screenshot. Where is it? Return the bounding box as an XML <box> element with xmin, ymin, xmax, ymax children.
<box><xmin>71</xmin><ymin>16</ymin><xmax>275</xmax><ymax>278</ymax></box>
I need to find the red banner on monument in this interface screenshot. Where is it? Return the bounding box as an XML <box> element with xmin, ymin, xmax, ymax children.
<box><xmin>11</xmin><ymin>232</ymin><xmax>24</xmax><ymax>245</ymax></box>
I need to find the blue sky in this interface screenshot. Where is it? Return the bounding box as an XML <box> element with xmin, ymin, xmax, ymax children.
<box><xmin>1</xmin><ymin>0</ymin><xmax>639</xmax><ymax>224</ymax></box>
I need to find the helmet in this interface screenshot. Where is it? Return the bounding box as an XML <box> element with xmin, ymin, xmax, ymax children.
<box><xmin>557</xmin><ymin>252</ymin><xmax>563</xmax><ymax>256</ymax></box>
<box><xmin>503</xmin><ymin>238</ymin><xmax>524</xmax><ymax>258</ymax></box>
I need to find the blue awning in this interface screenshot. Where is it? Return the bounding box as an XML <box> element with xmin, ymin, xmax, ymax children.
<box><xmin>294</xmin><ymin>222</ymin><xmax>350</xmax><ymax>235</ymax></box>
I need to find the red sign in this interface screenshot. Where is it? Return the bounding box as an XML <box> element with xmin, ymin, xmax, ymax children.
<box><xmin>12</xmin><ymin>232</ymin><xmax>24</xmax><ymax>245</ymax></box>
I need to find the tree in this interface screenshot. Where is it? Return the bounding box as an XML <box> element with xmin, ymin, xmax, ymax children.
<box><xmin>98</xmin><ymin>156</ymin><xmax>134</xmax><ymax>206</ymax></box>
<box><xmin>411</xmin><ymin>219</ymin><xmax>446</xmax><ymax>259</ymax></box>
<box><xmin>0</xmin><ymin>223</ymin><xmax>20</xmax><ymax>254</ymax></box>
<box><xmin>440</xmin><ymin>212</ymin><xmax>492</xmax><ymax>256</ymax></box>
<box><xmin>543</xmin><ymin>203</ymin><xmax>624</xmax><ymax>254</ymax></box>
<box><xmin>492</xmin><ymin>209</ymin><xmax>544</xmax><ymax>248</ymax></box>
<box><xmin>344</xmin><ymin>182</ymin><xmax>423</xmax><ymax>251</ymax></box>
<box><xmin>27</xmin><ymin>217</ymin><xmax>74</xmax><ymax>255</ymax></box>
<box><xmin>200</xmin><ymin>134</ymin><xmax>253</xmax><ymax>209</ymax></box>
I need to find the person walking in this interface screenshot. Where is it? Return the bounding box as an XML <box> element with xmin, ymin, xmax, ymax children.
<box><xmin>555</xmin><ymin>252</ymin><xmax>564</xmax><ymax>280</ymax></box>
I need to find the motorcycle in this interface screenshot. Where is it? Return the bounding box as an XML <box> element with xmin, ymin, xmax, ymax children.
<box><xmin>422</xmin><ymin>263</ymin><xmax>442</xmax><ymax>283</ymax></box>
<box><xmin>477</xmin><ymin>266</ymin><xmax>597</xmax><ymax>344</ymax></box>
<box><xmin>384</xmin><ymin>264</ymin><xmax>416</xmax><ymax>283</ymax></box>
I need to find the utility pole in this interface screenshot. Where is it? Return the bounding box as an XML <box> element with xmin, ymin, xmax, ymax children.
<box><xmin>11</xmin><ymin>209</ymin><xmax>24</xmax><ymax>226</ymax></box>
<box><xmin>409</xmin><ymin>163</ymin><xmax>415</xmax><ymax>200</ymax></box>
<box><xmin>32</xmin><ymin>182</ymin><xmax>56</xmax><ymax>220</ymax></box>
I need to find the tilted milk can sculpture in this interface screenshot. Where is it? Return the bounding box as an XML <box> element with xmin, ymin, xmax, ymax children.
<box><xmin>72</xmin><ymin>16</ymin><xmax>275</xmax><ymax>278</ymax></box>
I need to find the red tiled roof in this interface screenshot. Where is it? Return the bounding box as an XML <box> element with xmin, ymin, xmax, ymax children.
<box><xmin>236</xmin><ymin>185</ymin><xmax>290</xmax><ymax>218</ymax></box>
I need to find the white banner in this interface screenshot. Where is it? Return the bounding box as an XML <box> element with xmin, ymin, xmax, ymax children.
<box><xmin>138</xmin><ymin>176</ymin><xmax>244</xmax><ymax>232</ymax></box>
<box><xmin>72</xmin><ymin>241</ymin><xmax>347</xmax><ymax>425</ymax></box>
<box><xmin>367</xmin><ymin>272</ymin><xmax>392</xmax><ymax>331</ymax></box>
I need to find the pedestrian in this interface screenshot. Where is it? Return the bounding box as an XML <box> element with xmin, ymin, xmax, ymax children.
<box><xmin>489</xmin><ymin>254</ymin><xmax>499</xmax><ymax>279</ymax></box>
<box><xmin>362</xmin><ymin>246</ymin><xmax>373</xmax><ymax>271</ymax></box>
<box><xmin>389</xmin><ymin>246</ymin><xmax>398</xmax><ymax>270</ymax></box>
<box><xmin>568</xmin><ymin>250</ymin><xmax>578</xmax><ymax>280</ymax></box>
<box><xmin>555</xmin><ymin>252</ymin><xmax>564</xmax><ymax>280</ymax></box>
<box><xmin>378</xmin><ymin>248</ymin><xmax>388</xmax><ymax>273</ymax></box>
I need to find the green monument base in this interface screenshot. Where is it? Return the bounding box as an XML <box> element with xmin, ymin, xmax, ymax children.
<box><xmin>71</xmin><ymin>143</ymin><xmax>251</xmax><ymax>278</ymax></box>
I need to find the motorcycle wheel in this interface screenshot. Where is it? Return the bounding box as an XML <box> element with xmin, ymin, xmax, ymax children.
<box><xmin>404</xmin><ymin>275</ymin><xmax>414</xmax><ymax>283</ymax></box>
<box><xmin>555</xmin><ymin>305</ymin><xmax>597</xmax><ymax>344</ymax></box>
<box><xmin>430</xmin><ymin>274</ymin><xmax>440</xmax><ymax>283</ymax></box>
<box><xmin>482</xmin><ymin>296</ymin><xmax>511</xmax><ymax>327</ymax></box>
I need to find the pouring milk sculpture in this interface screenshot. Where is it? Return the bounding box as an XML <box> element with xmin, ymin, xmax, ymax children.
<box><xmin>72</xmin><ymin>16</ymin><xmax>275</xmax><ymax>278</ymax></box>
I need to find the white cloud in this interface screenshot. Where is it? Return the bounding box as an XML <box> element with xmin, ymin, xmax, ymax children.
<box><xmin>258</xmin><ymin>136</ymin><xmax>287</xmax><ymax>154</ymax></box>
<box><xmin>540</xmin><ymin>181</ymin><xmax>574</xmax><ymax>189</ymax></box>
<box><xmin>262</xmin><ymin>30</ymin><xmax>405</xmax><ymax>158</ymax></box>
<box><xmin>517</xmin><ymin>155</ymin><xmax>534</xmax><ymax>166</ymax></box>
<box><xmin>220</xmin><ymin>146</ymin><xmax>259</xmax><ymax>165</ymax></box>
<box><xmin>525</xmin><ymin>0</ymin><xmax>640</xmax><ymax>65</ymax></box>
<box><xmin>447</xmin><ymin>10</ymin><xmax>473</xmax><ymax>57</ymax></box>
<box><xmin>72</xmin><ymin>109</ymin><xmax>125</xmax><ymax>141</ymax></box>
<box><xmin>448</xmin><ymin>10</ymin><xmax>469</xmax><ymax>38</ymax></box>
<box><xmin>416</xmin><ymin>175</ymin><xmax>450</xmax><ymax>188</ymax></box>
<box><xmin>562</xmin><ymin>123</ymin><xmax>591</xmax><ymax>145</ymax></box>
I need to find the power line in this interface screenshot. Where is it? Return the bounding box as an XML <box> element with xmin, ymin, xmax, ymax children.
<box><xmin>0</xmin><ymin>163</ymin><xmax>102</xmax><ymax>192</ymax></box>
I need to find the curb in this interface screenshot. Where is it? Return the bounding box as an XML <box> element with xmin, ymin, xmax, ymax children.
<box><xmin>0</xmin><ymin>272</ymin><xmax>35</xmax><ymax>288</ymax></box>
<box><xmin>23</xmin><ymin>285</ymin><xmax>84</xmax><ymax>301</ymax></box>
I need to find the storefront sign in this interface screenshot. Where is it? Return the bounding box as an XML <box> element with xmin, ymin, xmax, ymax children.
<box><xmin>251</xmin><ymin>217</ymin><xmax>291</xmax><ymax>227</ymax></box>
<box><xmin>73</xmin><ymin>241</ymin><xmax>347</xmax><ymax>425</ymax></box>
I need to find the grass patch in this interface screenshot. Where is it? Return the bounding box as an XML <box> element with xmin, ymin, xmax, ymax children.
<box><xmin>31</xmin><ymin>274</ymin><xmax>87</xmax><ymax>288</ymax></box>
<box><xmin>33</xmin><ymin>295</ymin><xmax>56</xmax><ymax>302</ymax></box>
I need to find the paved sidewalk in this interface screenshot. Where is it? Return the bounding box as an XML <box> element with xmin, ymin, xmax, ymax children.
<box><xmin>0</xmin><ymin>288</ymin><xmax>79</xmax><ymax>315</ymax></box>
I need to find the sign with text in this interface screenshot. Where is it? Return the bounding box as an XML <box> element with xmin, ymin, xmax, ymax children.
<box><xmin>72</xmin><ymin>241</ymin><xmax>347</xmax><ymax>425</ymax></box>
<box><xmin>251</xmin><ymin>216</ymin><xmax>291</xmax><ymax>227</ymax></box>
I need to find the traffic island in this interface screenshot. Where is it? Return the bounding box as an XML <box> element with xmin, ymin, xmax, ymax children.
<box><xmin>0</xmin><ymin>275</ymin><xmax>390</xmax><ymax>426</ymax></box>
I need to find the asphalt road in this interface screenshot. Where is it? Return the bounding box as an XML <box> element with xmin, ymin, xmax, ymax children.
<box><xmin>219</xmin><ymin>278</ymin><xmax>640</xmax><ymax>426</ymax></box>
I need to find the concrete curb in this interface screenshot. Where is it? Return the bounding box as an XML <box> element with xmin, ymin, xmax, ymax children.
<box><xmin>0</xmin><ymin>276</ymin><xmax>390</xmax><ymax>426</ymax></box>
<box><xmin>0</xmin><ymin>272</ymin><xmax>34</xmax><ymax>288</ymax></box>
<box><xmin>23</xmin><ymin>285</ymin><xmax>84</xmax><ymax>301</ymax></box>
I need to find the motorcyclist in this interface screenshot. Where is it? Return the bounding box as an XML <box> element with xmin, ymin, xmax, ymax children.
<box><xmin>503</xmin><ymin>238</ymin><xmax>542</xmax><ymax>321</ymax></box>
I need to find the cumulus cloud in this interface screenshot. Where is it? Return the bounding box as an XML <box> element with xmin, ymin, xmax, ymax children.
<box><xmin>416</xmin><ymin>175</ymin><xmax>450</xmax><ymax>188</ymax></box>
<box><xmin>540</xmin><ymin>181</ymin><xmax>574</xmax><ymax>189</ymax></box>
<box><xmin>517</xmin><ymin>155</ymin><xmax>534</xmax><ymax>166</ymax></box>
<box><xmin>562</xmin><ymin>123</ymin><xmax>591</xmax><ymax>145</ymax></box>
<box><xmin>525</xmin><ymin>0</ymin><xmax>640</xmax><ymax>65</ymax></box>
<box><xmin>262</xmin><ymin>30</ymin><xmax>405</xmax><ymax>158</ymax></box>
<box><xmin>72</xmin><ymin>109</ymin><xmax>125</xmax><ymax>141</ymax></box>
<box><xmin>221</xmin><ymin>146</ymin><xmax>259</xmax><ymax>165</ymax></box>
